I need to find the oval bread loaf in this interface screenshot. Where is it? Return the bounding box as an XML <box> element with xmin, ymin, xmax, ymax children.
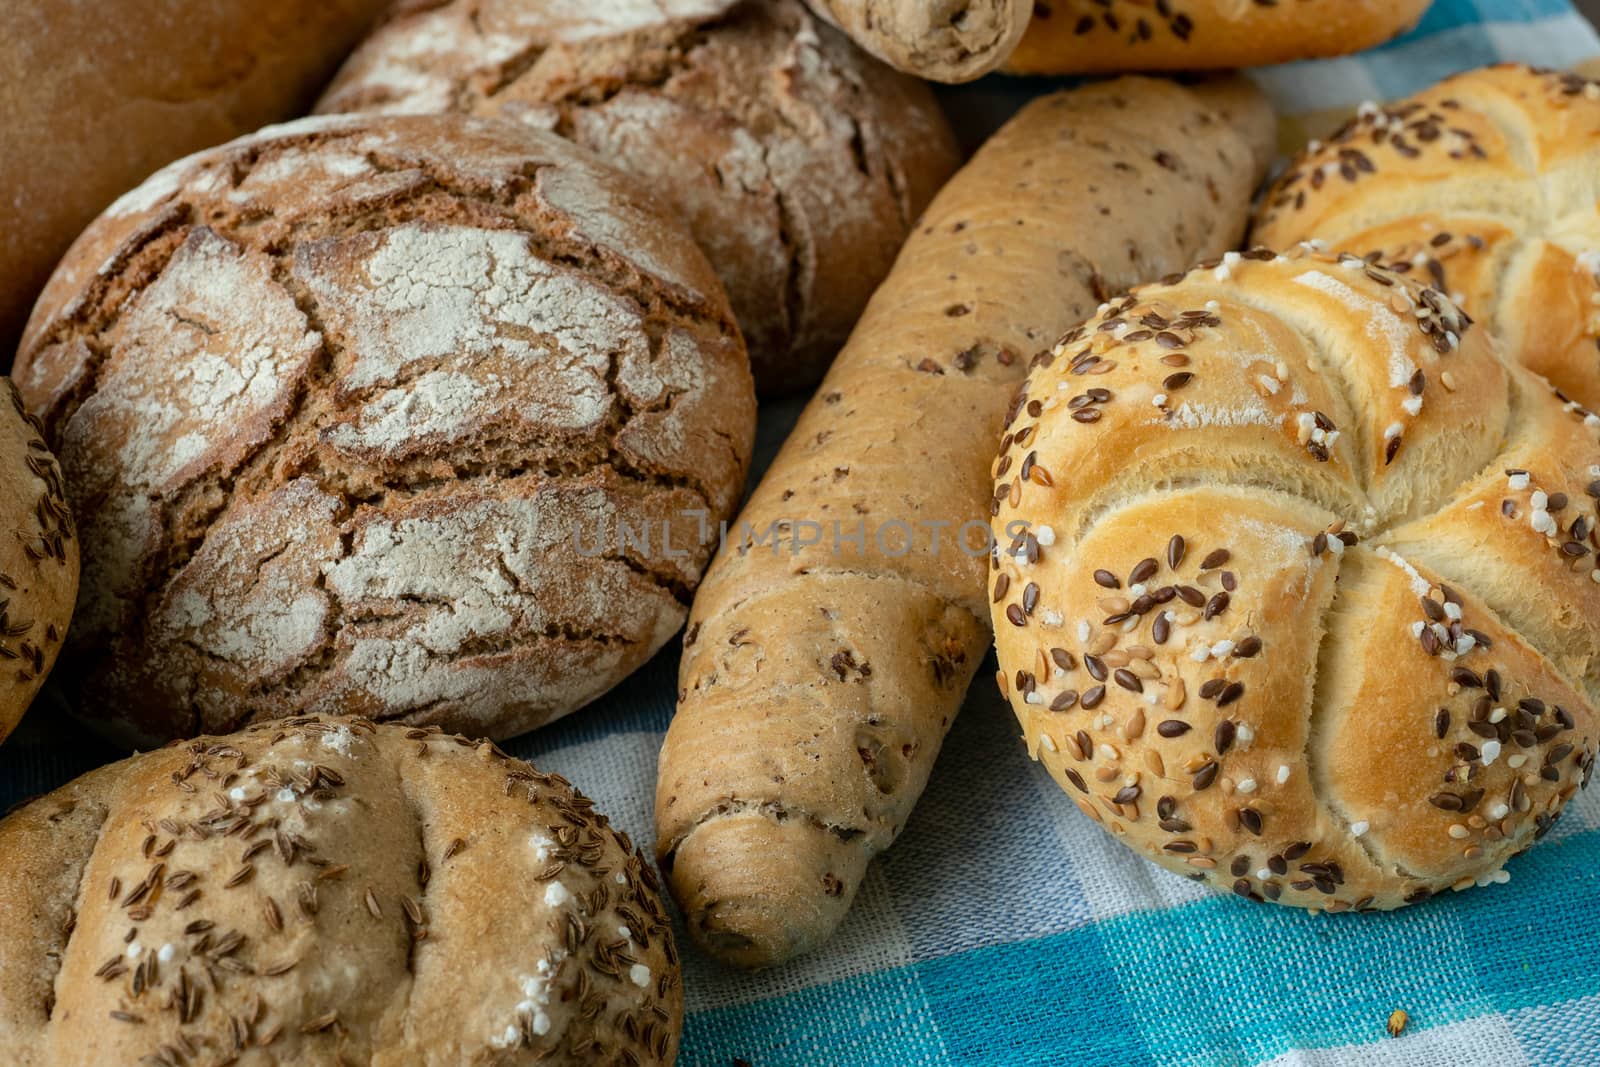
<box><xmin>0</xmin><ymin>715</ymin><xmax>681</xmax><ymax>1065</ymax></box>
<box><xmin>801</xmin><ymin>0</ymin><xmax>1032</xmax><ymax>82</ymax></box>
<box><xmin>990</xmin><ymin>243</ymin><xmax>1599</xmax><ymax>911</ymax></box>
<box><xmin>0</xmin><ymin>381</ymin><xmax>78</xmax><ymax>744</ymax></box>
<box><xmin>656</xmin><ymin>76</ymin><xmax>1275</xmax><ymax>969</ymax></box>
<box><xmin>12</xmin><ymin>113</ymin><xmax>754</xmax><ymax>748</ymax></box>
<box><xmin>1005</xmin><ymin>0</ymin><xmax>1429</xmax><ymax>75</ymax></box>
<box><xmin>317</xmin><ymin>0</ymin><xmax>961</xmax><ymax>396</ymax></box>
<box><xmin>1254</xmin><ymin>64</ymin><xmax>1600</xmax><ymax>411</ymax></box>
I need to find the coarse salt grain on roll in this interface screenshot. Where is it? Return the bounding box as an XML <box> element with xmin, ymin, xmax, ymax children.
<box><xmin>990</xmin><ymin>243</ymin><xmax>1598</xmax><ymax>911</ymax></box>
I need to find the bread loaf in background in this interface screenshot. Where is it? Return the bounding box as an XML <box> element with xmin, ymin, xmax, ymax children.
<box><xmin>1005</xmin><ymin>0</ymin><xmax>1430</xmax><ymax>75</ymax></box>
<box><xmin>13</xmin><ymin>113</ymin><xmax>754</xmax><ymax>749</ymax></box>
<box><xmin>656</xmin><ymin>76</ymin><xmax>1275</xmax><ymax>969</ymax></box>
<box><xmin>0</xmin><ymin>380</ymin><xmax>77</xmax><ymax>745</ymax></box>
<box><xmin>801</xmin><ymin>0</ymin><xmax>1032</xmax><ymax>82</ymax></box>
<box><xmin>0</xmin><ymin>715</ymin><xmax>682</xmax><ymax>1065</ymax></box>
<box><xmin>0</xmin><ymin>0</ymin><xmax>392</xmax><ymax>359</ymax></box>
<box><xmin>990</xmin><ymin>244</ymin><xmax>1598</xmax><ymax>909</ymax></box>
<box><xmin>317</xmin><ymin>0</ymin><xmax>961</xmax><ymax>396</ymax></box>
<box><xmin>1254</xmin><ymin>64</ymin><xmax>1600</xmax><ymax>411</ymax></box>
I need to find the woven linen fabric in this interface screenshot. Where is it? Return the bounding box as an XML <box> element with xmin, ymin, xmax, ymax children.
<box><xmin>5</xmin><ymin>2</ymin><xmax>1600</xmax><ymax>1063</ymax></box>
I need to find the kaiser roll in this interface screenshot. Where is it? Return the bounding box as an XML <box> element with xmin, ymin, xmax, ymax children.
<box><xmin>1254</xmin><ymin>64</ymin><xmax>1600</xmax><ymax>411</ymax></box>
<box><xmin>990</xmin><ymin>244</ymin><xmax>1598</xmax><ymax>911</ymax></box>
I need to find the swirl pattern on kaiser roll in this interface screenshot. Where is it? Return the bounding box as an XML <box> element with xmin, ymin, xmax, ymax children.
<box><xmin>990</xmin><ymin>245</ymin><xmax>1598</xmax><ymax>911</ymax></box>
<box><xmin>0</xmin><ymin>381</ymin><xmax>78</xmax><ymax>744</ymax></box>
<box><xmin>0</xmin><ymin>715</ymin><xmax>681</xmax><ymax>1065</ymax></box>
<box><xmin>316</xmin><ymin>0</ymin><xmax>961</xmax><ymax>396</ymax></box>
<box><xmin>12</xmin><ymin>113</ymin><xmax>755</xmax><ymax>748</ymax></box>
<box><xmin>1254</xmin><ymin>64</ymin><xmax>1600</xmax><ymax>412</ymax></box>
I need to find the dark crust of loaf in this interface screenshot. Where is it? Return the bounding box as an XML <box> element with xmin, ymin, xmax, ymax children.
<box><xmin>12</xmin><ymin>113</ymin><xmax>754</xmax><ymax>747</ymax></box>
<box><xmin>0</xmin><ymin>715</ymin><xmax>681</xmax><ymax>1065</ymax></box>
<box><xmin>317</xmin><ymin>0</ymin><xmax>961</xmax><ymax>395</ymax></box>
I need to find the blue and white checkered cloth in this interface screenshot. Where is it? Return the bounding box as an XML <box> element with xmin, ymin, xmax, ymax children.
<box><xmin>5</xmin><ymin>2</ymin><xmax>1600</xmax><ymax>1064</ymax></box>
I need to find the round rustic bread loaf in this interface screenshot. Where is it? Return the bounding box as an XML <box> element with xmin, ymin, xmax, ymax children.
<box><xmin>0</xmin><ymin>380</ymin><xmax>77</xmax><ymax>744</ymax></box>
<box><xmin>316</xmin><ymin>0</ymin><xmax>961</xmax><ymax>396</ymax></box>
<box><xmin>990</xmin><ymin>243</ymin><xmax>1599</xmax><ymax>911</ymax></box>
<box><xmin>1253</xmin><ymin>64</ymin><xmax>1600</xmax><ymax>412</ymax></box>
<box><xmin>0</xmin><ymin>715</ymin><xmax>681</xmax><ymax>1065</ymax></box>
<box><xmin>13</xmin><ymin>112</ymin><xmax>755</xmax><ymax>748</ymax></box>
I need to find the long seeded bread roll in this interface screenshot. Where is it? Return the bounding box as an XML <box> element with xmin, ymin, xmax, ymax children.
<box><xmin>656</xmin><ymin>76</ymin><xmax>1275</xmax><ymax>969</ymax></box>
<box><xmin>0</xmin><ymin>0</ymin><xmax>391</xmax><ymax>357</ymax></box>
<box><xmin>802</xmin><ymin>0</ymin><xmax>1032</xmax><ymax>82</ymax></box>
<box><xmin>989</xmin><ymin>245</ymin><xmax>1597</xmax><ymax>910</ymax></box>
<box><xmin>1005</xmin><ymin>0</ymin><xmax>1429</xmax><ymax>76</ymax></box>
<box><xmin>1253</xmin><ymin>65</ymin><xmax>1600</xmax><ymax>412</ymax></box>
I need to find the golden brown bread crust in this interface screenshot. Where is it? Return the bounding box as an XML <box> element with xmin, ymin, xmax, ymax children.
<box><xmin>656</xmin><ymin>76</ymin><xmax>1274</xmax><ymax>968</ymax></box>
<box><xmin>316</xmin><ymin>0</ymin><xmax>962</xmax><ymax>396</ymax></box>
<box><xmin>0</xmin><ymin>716</ymin><xmax>681</xmax><ymax>1065</ymax></box>
<box><xmin>0</xmin><ymin>381</ymin><xmax>77</xmax><ymax>744</ymax></box>
<box><xmin>1005</xmin><ymin>0</ymin><xmax>1429</xmax><ymax>75</ymax></box>
<box><xmin>0</xmin><ymin>0</ymin><xmax>391</xmax><ymax>358</ymax></box>
<box><xmin>990</xmin><ymin>246</ymin><xmax>1598</xmax><ymax>911</ymax></box>
<box><xmin>1253</xmin><ymin>65</ymin><xmax>1600</xmax><ymax>410</ymax></box>
<box><xmin>801</xmin><ymin>0</ymin><xmax>1032</xmax><ymax>82</ymax></box>
<box><xmin>12</xmin><ymin>113</ymin><xmax>754</xmax><ymax>748</ymax></box>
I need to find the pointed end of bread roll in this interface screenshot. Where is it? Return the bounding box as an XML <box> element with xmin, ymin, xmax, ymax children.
<box><xmin>665</xmin><ymin>812</ymin><xmax>871</xmax><ymax>969</ymax></box>
<box><xmin>805</xmin><ymin>0</ymin><xmax>1032</xmax><ymax>83</ymax></box>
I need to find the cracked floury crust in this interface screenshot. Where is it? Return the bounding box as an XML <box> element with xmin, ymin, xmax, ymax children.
<box><xmin>0</xmin><ymin>381</ymin><xmax>78</xmax><ymax>744</ymax></box>
<box><xmin>12</xmin><ymin>112</ymin><xmax>755</xmax><ymax>748</ymax></box>
<box><xmin>656</xmin><ymin>77</ymin><xmax>1275</xmax><ymax>968</ymax></box>
<box><xmin>315</xmin><ymin>0</ymin><xmax>961</xmax><ymax>396</ymax></box>
<box><xmin>1253</xmin><ymin>64</ymin><xmax>1600</xmax><ymax>412</ymax></box>
<box><xmin>800</xmin><ymin>0</ymin><xmax>1032</xmax><ymax>83</ymax></box>
<box><xmin>991</xmin><ymin>246</ymin><xmax>1600</xmax><ymax>912</ymax></box>
<box><xmin>1006</xmin><ymin>0</ymin><xmax>1429</xmax><ymax>75</ymax></box>
<box><xmin>0</xmin><ymin>715</ymin><xmax>681</xmax><ymax>1066</ymax></box>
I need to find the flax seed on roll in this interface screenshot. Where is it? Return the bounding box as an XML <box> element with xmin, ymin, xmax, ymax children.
<box><xmin>12</xmin><ymin>112</ymin><xmax>754</xmax><ymax>747</ymax></box>
<box><xmin>0</xmin><ymin>715</ymin><xmax>681</xmax><ymax>1065</ymax></box>
<box><xmin>1253</xmin><ymin>65</ymin><xmax>1600</xmax><ymax>411</ymax></box>
<box><xmin>990</xmin><ymin>244</ymin><xmax>1598</xmax><ymax>911</ymax></box>
<box><xmin>0</xmin><ymin>380</ymin><xmax>76</xmax><ymax>744</ymax></box>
